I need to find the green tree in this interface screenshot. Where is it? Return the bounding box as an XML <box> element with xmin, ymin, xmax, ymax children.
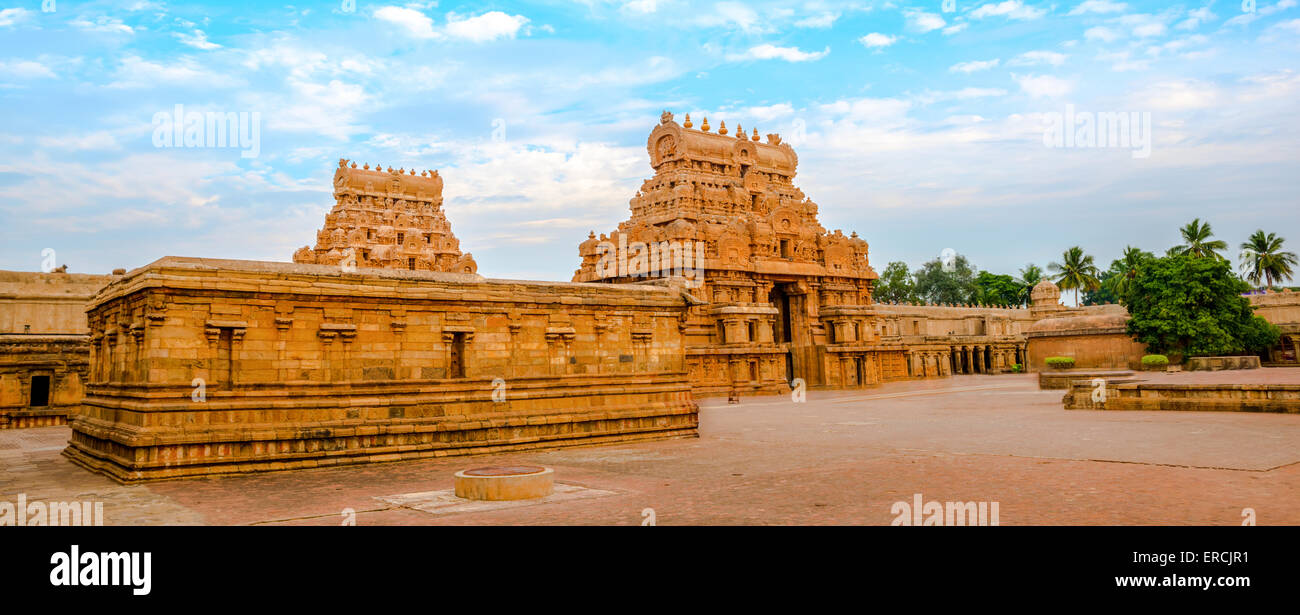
<box><xmin>874</xmin><ymin>261</ymin><xmax>917</xmax><ymax>303</ymax></box>
<box><xmin>1172</xmin><ymin>218</ymin><xmax>1228</xmax><ymax>260</ymax></box>
<box><xmin>1239</xmin><ymin>230</ymin><xmax>1297</xmax><ymax>290</ymax></box>
<box><xmin>1017</xmin><ymin>264</ymin><xmax>1044</xmax><ymax>305</ymax></box>
<box><xmin>972</xmin><ymin>271</ymin><xmax>1023</xmax><ymax>306</ymax></box>
<box><xmin>1102</xmin><ymin>246</ymin><xmax>1156</xmax><ymax>304</ymax></box>
<box><xmin>913</xmin><ymin>254</ymin><xmax>978</xmax><ymax>305</ymax></box>
<box><xmin>1082</xmin><ymin>270</ymin><xmax>1120</xmax><ymax>306</ymax></box>
<box><xmin>1125</xmin><ymin>254</ymin><xmax>1280</xmax><ymax>357</ymax></box>
<box><xmin>1048</xmin><ymin>246</ymin><xmax>1101</xmax><ymax>307</ymax></box>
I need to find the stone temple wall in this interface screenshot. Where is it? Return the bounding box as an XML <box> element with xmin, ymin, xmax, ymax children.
<box><xmin>65</xmin><ymin>257</ymin><xmax>697</xmax><ymax>482</ymax></box>
<box><xmin>0</xmin><ymin>270</ymin><xmax>115</xmax><ymax>428</ymax></box>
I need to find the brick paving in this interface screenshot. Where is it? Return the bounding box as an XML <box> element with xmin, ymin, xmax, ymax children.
<box><xmin>3</xmin><ymin>369</ymin><xmax>1299</xmax><ymax>525</ymax></box>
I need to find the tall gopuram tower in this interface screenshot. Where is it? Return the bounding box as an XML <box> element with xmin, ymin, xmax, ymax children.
<box><xmin>293</xmin><ymin>159</ymin><xmax>477</xmax><ymax>274</ymax></box>
<box><xmin>574</xmin><ymin>111</ymin><xmax>907</xmax><ymax>396</ymax></box>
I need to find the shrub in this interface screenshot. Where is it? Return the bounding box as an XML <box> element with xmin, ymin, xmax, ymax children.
<box><xmin>1141</xmin><ymin>354</ymin><xmax>1169</xmax><ymax>368</ymax></box>
<box><xmin>1010</xmin><ymin>363</ymin><xmax>1023</xmax><ymax>373</ymax></box>
<box><xmin>1045</xmin><ymin>356</ymin><xmax>1075</xmax><ymax>369</ymax></box>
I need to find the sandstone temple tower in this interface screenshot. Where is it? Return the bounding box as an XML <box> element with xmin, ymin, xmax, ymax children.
<box><xmin>293</xmin><ymin>159</ymin><xmax>477</xmax><ymax>274</ymax></box>
<box><xmin>575</xmin><ymin>111</ymin><xmax>894</xmax><ymax>395</ymax></box>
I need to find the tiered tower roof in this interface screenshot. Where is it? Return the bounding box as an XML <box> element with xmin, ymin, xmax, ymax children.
<box><xmin>293</xmin><ymin>159</ymin><xmax>476</xmax><ymax>273</ymax></box>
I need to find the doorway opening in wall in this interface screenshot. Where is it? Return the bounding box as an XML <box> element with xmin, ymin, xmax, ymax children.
<box><xmin>770</xmin><ymin>284</ymin><xmax>795</xmax><ymax>383</ymax></box>
<box><xmin>29</xmin><ymin>375</ymin><xmax>50</xmax><ymax>407</ymax></box>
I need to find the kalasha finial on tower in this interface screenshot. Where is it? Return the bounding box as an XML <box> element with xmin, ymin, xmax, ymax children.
<box><xmin>701</xmin><ymin>116</ymin><xmax>710</xmax><ymax>132</ymax></box>
<box><xmin>751</xmin><ymin>127</ymin><xmax>760</xmax><ymax>141</ymax></box>
<box><xmin>718</xmin><ymin>120</ymin><xmax>728</xmax><ymax>135</ymax></box>
<box><xmin>683</xmin><ymin>113</ymin><xmax>693</xmax><ymax>128</ymax></box>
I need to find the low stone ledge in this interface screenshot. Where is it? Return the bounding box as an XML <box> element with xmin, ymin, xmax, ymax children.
<box><xmin>1064</xmin><ymin>381</ymin><xmax>1300</xmax><ymax>413</ymax></box>
<box><xmin>1038</xmin><ymin>369</ymin><xmax>1136</xmax><ymax>390</ymax></box>
<box><xmin>1185</xmin><ymin>356</ymin><xmax>1261</xmax><ymax>371</ymax></box>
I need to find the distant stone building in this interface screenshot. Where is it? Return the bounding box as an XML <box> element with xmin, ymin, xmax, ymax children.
<box><xmin>0</xmin><ymin>270</ymin><xmax>115</xmax><ymax>428</ymax></box>
<box><xmin>1251</xmin><ymin>291</ymin><xmax>1300</xmax><ymax>365</ymax></box>
<box><xmin>575</xmin><ymin>111</ymin><xmax>1034</xmax><ymax>395</ymax></box>
<box><xmin>293</xmin><ymin>159</ymin><xmax>477</xmax><ymax>274</ymax></box>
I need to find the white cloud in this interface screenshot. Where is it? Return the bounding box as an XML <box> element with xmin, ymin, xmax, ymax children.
<box><xmin>1270</xmin><ymin>18</ymin><xmax>1300</xmax><ymax>35</ymax></box>
<box><xmin>795</xmin><ymin>12</ymin><xmax>838</xmax><ymax>28</ymax></box>
<box><xmin>1097</xmin><ymin>50</ymin><xmax>1150</xmax><ymax>71</ymax></box>
<box><xmin>943</xmin><ymin>23</ymin><xmax>969</xmax><ymax>35</ymax></box>
<box><xmin>1067</xmin><ymin>0</ymin><xmax>1127</xmax><ymax>15</ymax></box>
<box><xmin>374</xmin><ymin>6</ymin><xmax>439</xmax><ymax>39</ymax></box>
<box><xmin>175</xmin><ymin>30</ymin><xmax>221</xmax><ymax>50</ymax></box>
<box><xmin>1225</xmin><ymin>0</ymin><xmax>1297</xmax><ymax>28</ymax></box>
<box><xmin>914</xmin><ymin>87</ymin><xmax>1009</xmax><ymax>104</ymax></box>
<box><xmin>1176</xmin><ymin>7</ymin><xmax>1216</xmax><ymax>30</ymax></box>
<box><xmin>1132</xmin><ymin>79</ymin><xmax>1221</xmax><ymax>110</ymax></box>
<box><xmin>445</xmin><ymin>11</ymin><xmax>529</xmax><ymax>42</ymax></box>
<box><xmin>695</xmin><ymin>2</ymin><xmax>766</xmax><ymax>33</ymax></box>
<box><xmin>1007</xmin><ymin>50</ymin><xmax>1067</xmax><ymax>67</ymax></box>
<box><xmin>950</xmin><ymin>58</ymin><xmax>1000</xmax><ymax>73</ymax></box>
<box><xmin>71</xmin><ymin>16</ymin><xmax>135</xmax><ymax>35</ymax></box>
<box><xmin>1013</xmin><ymin>73</ymin><xmax>1075</xmax><ymax>97</ymax></box>
<box><xmin>859</xmin><ymin>33</ymin><xmax>899</xmax><ymax>48</ymax></box>
<box><xmin>37</xmin><ymin>132</ymin><xmax>121</xmax><ymax>151</ymax></box>
<box><xmin>106</xmin><ymin>55</ymin><xmax>244</xmax><ymax>89</ymax></box>
<box><xmin>622</xmin><ymin>0</ymin><xmax>659</xmax><ymax>14</ymax></box>
<box><xmin>373</xmin><ymin>8</ymin><xmax>529</xmax><ymax>42</ymax></box>
<box><xmin>730</xmin><ymin>44</ymin><xmax>830</xmax><ymax>62</ymax></box>
<box><xmin>0</xmin><ymin>59</ymin><xmax>57</xmax><ymax>79</ymax></box>
<box><xmin>905</xmin><ymin>10</ymin><xmax>947</xmax><ymax>33</ymax></box>
<box><xmin>0</xmin><ymin>7</ymin><xmax>31</xmax><ymax>27</ymax></box>
<box><xmin>1084</xmin><ymin>26</ymin><xmax>1120</xmax><ymax>42</ymax></box>
<box><xmin>970</xmin><ymin>1</ymin><xmax>1047</xmax><ymax>20</ymax></box>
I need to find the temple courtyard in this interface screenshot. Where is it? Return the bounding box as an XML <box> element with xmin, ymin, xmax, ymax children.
<box><xmin>4</xmin><ymin>368</ymin><xmax>1299</xmax><ymax>526</ymax></box>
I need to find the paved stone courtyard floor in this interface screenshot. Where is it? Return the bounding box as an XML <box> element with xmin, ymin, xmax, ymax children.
<box><xmin>4</xmin><ymin>369</ymin><xmax>1300</xmax><ymax>525</ymax></box>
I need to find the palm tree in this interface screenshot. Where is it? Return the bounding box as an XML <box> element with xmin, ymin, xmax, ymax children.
<box><xmin>1239</xmin><ymin>230</ymin><xmax>1298</xmax><ymax>290</ymax></box>
<box><xmin>1103</xmin><ymin>246</ymin><xmax>1152</xmax><ymax>302</ymax></box>
<box><xmin>1048</xmin><ymin>246</ymin><xmax>1101</xmax><ymax>306</ymax></box>
<box><xmin>1173</xmin><ymin>218</ymin><xmax>1228</xmax><ymax>259</ymax></box>
<box><xmin>1017</xmin><ymin>264</ymin><xmax>1044</xmax><ymax>306</ymax></box>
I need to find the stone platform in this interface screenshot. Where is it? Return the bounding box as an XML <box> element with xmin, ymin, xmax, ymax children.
<box><xmin>1063</xmin><ymin>367</ymin><xmax>1300</xmax><ymax>413</ymax></box>
<box><xmin>1037</xmin><ymin>368</ymin><xmax>1137</xmax><ymax>390</ymax></box>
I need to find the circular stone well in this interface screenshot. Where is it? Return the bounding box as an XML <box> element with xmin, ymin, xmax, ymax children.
<box><xmin>454</xmin><ymin>465</ymin><xmax>554</xmax><ymax>501</ymax></box>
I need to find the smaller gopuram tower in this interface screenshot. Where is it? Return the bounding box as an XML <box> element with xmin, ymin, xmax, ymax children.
<box><xmin>293</xmin><ymin>159</ymin><xmax>477</xmax><ymax>273</ymax></box>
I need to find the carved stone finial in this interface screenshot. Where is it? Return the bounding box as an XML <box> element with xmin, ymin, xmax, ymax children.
<box><xmin>363</xmin><ymin>163</ymin><xmax>370</xmax><ymax>170</ymax></box>
<box><xmin>719</xmin><ymin>120</ymin><xmax>728</xmax><ymax>135</ymax></box>
<box><xmin>751</xmin><ymin>127</ymin><xmax>760</xmax><ymax>141</ymax></box>
<box><xmin>660</xmin><ymin>109</ymin><xmax>674</xmax><ymax>124</ymax></box>
<box><xmin>339</xmin><ymin>158</ymin><xmax>348</xmax><ymax>168</ymax></box>
<box><xmin>701</xmin><ymin>116</ymin><xmax>710</xmax><ymax>132</ymax></box>
<box><xmin>735</xmin><ymin>123</ymin><xmax>744</xmax><ymax>138</ymax></box>
<box><xmin>767</xmin><ymin>134</ymin><xmax>781</xmax><ymax>145</ymax></box>
<box><xmin>350</xmin><ymin>161</ymin><xmax>357</xmax><ymax>168</ymax></box>
<box><xmin>683</xmin><ymin>113</ymin><xmax>693</xmax><ymax>128</ymax></box>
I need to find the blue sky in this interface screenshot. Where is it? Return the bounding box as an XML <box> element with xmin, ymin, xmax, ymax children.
<box><xmin>1</xmin><ymin>0</ymin><xmax>1298</xmax><ymax>282</ymax></box>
